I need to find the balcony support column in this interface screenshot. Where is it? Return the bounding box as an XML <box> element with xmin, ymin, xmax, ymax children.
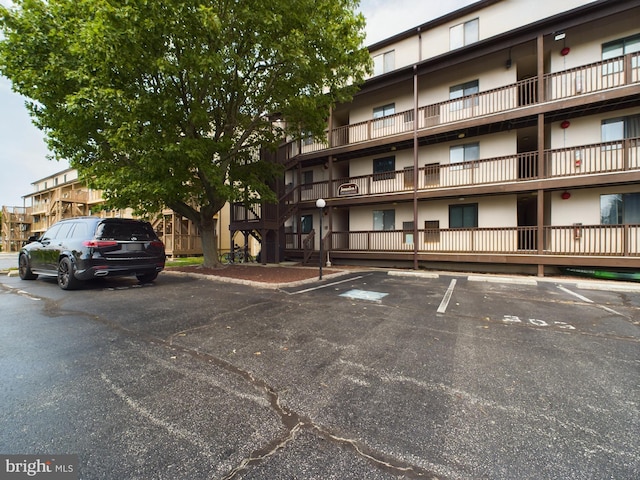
<box><xmin>537</xmin><ymin>34</ymin><xmax>545</xmax><ymax>102</ymax></box>
<box><xmin>413</xmin><ymin>65</ymin><xmax>419</xmax><ymax>270</ymax></box>
<box><xmin>328</xmin><ymin>156</ymin><xmax>334</xmax><ymax>198</ymax></box>
<box><xmin>536</xmin><ymin>110</ymin><xmax>545</xmax><ymax>277</ymax></box>
<box><xmin>536</xmin><ymin>189</ymin><xmax>545</xmax><ymax>277</ymax></box>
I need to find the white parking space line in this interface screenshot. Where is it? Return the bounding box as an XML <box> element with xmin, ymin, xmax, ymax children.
<box><xmin>557</xmin><ymin>285</ymin><xmax>593</xmax><ymax>303</ymax></box>
<box><xmin>557</xmin><ymin>285</ymin><xmax>623</xmax><ymax>317</ymax></box>
<box><xmin>288</xmin><ymin>275</ymin><xmax>366</xmax><ymax>295</ymax></box>
<box><xmin>437</xmin><ymin>279</ymin><xmax>457</xmax><ymax>314</ymax></box>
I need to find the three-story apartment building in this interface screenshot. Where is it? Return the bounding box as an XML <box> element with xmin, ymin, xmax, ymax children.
<box><xmin>233</xmin><ymin>0</ymin><xmax>640</xmax><ymax>276</ymax></box>
<box><xmin>2</xmin><ymin>168</ymin><xmax>213</xmax><ymax>257</ymax></box>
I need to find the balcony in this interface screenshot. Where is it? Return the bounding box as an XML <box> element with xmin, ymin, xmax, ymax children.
<box><xmin>282</xmin><ymin>52</ymin><xmax>640</xmax><ymax>158</ymax></box>
<box><xmin>285</xmin><ymin>224</ymin><xmax>640</xmax><ymax>265</ymax></box>
<box><xmin>288</xmin><ymin>137</ymin><xmax>639</xmax><ymax>203</ymax></box>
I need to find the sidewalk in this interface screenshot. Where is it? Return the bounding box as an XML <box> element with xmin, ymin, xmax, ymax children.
<box><xmin>0</xmin><ymin>252</ymin><xmax>17</xmax><ymax>272</ymax></box>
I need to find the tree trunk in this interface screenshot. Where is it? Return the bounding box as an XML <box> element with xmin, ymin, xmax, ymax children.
<box><xmin>200</xmin><ymin>217</ymin><xmax>220</xmax><ymax>268</ymax></box>
<box><xmin>166</xmin><ymin>201</ymin><xmax>223</xmax><ymax>268</ymax></box>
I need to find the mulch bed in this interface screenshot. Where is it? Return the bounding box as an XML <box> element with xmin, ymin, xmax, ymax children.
<box><xmin>166</xmin><ymin>264</ymin><xmax>340</xmax><ymax>284</ymax></box>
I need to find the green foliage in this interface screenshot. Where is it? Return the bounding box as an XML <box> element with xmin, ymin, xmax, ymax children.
<box><xmin>0</xmin><ymin>0</ymin><xmax>371</xmax><ymax>263</ymax></box>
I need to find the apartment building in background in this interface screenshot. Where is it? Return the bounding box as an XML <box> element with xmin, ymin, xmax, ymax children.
<box><xmin>230</xmin><ymin>0</ymin><xmax>640</xmax><ymax>276</ymax></box>
<box><xmin>1</xmin><ymin>168</ymin><xmax>222</xmax><ymax>257</ymax></box>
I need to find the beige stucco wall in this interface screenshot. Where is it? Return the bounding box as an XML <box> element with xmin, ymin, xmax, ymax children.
<box><xmin>551</xmin><ymin>185</ymin><xmax>640</xmax><ymax>226</ymax></box>
<box><xmin>549</xmin><ymin>107</ymin><xmax>640</xmax><ymax>150</ymax></box>
<box><xmin>350</xmin><ymin>195</ymin><xmax>518</xmax><ymax>231</ymax></box>
<box><xmin>369</xmin><ymin>0</ymin><xmax>600</xmax><ymax>76</ymax></box>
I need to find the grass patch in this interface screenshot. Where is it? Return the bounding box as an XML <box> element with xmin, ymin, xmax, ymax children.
<box><xmin>165</xmin><ymin>256</ymin><xmax>204</xmax><ymax>267</ymax></box>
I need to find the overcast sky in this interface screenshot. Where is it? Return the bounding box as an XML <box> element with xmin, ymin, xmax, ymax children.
<box><xmin>0</xmin><ymin>0</ymin><xmax>476</xmax><ymax>207</ymax></box>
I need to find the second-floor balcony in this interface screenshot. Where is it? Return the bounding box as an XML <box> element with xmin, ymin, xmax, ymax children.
<box><xmin>289</xmin><ymin>137</ymin><xmax>640</xmax><ymax>203</ymax></box>
<box><xmin>283</xmin><ymin>53</ymin><xmax>640</xmax><ymax>159</ymax></box>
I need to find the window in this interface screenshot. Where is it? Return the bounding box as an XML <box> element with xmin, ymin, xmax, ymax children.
<box><xmin>602</xmin><ymin>34</ymin><xmax>640</xmax><ymax>73</ymax></box>
<box><xmin>373</xmin><ymin>156</ymin><xmax>395</xmax><ymax>181</ymax></box>
<box><xmin>403</xmin><ymin>221</ymin><xmax>414</xmax><ymax>244</ymax></box>
<box><xmin>56</xmin><ymin>222</ymin><xmax>74</xmax><ymax>239</ymax></box>
<box><xmin>41</xmin><ymin>223</ymin><xmax>62</xmax><ymax>241</ymax></box>
<box><xmin>601</xmin><ymin>193</ymin><xmax>640</xmax><ymax>224</ymax></box>
<box><xmin>449</xmin><ymin>203</ymin><xmax>478</xmax><ymax>228</ymax></box>
<box><xmin>373</xmin><ymin>103</ymin><xmax>395</xmax><ymax>129</ymax></box>
<box><xmin>450</xmin><ymin>80</ymin><xmax>479</xmax><ymax>110</ymax></box>
<box><xmin>450</xmin><ymin>18</ymin><xmax>479</xmax><ymax>50</ymax></box>
<box><xmin>373</xmin><ymin>210</ymin><xmax>395</xmax><ymax>231</ymax></box>
<box><xmin>69</xmin><ymin>222</ymin><xmax>89</xmax><ymax>239</ymax></box>
<box><xmin>424</xmin><ymin>220</ymin><xmax>440</xmax><ymax>243</ymax></box>
<box><xmin>601</xmin><ymin>115</ymin><xmax>640</xmax><ymax>143</ymax></box>
<box><xmin>450</xmin><ymin>143</ymin><xmax>480</xmax><ymax>169</ymax></box>
<box><xmin>373</xmin><ymin>50</ymin><xmax>395</xmax><ymax>76</ymax></box>
<box><xmin>301</xmin><ymin>170</ymin><xmax>313</xmax><ymax>190</ymax></box>
<box><xmin>300</xmin><ymin>215</ymin><xmax>313</xmax><ymax>234</ymax></box>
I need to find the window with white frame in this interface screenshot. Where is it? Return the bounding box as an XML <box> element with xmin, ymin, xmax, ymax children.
<box><xmin>601</xmin><ymin>193</ymin><xmax>640</xmax><ymax>224</ymax></box>
<box><xmin>602</xmin><ymin>33</ymin><xmax>640</xmax><ymax>73</ymax></box>
<box><xmin>449</xmin><ymin>80</ymin><xmax>479</xmax><ymax>110</ymax></box>
<box><xmin>601</xmin><ymin>115</ymin><xmax>640</xmax><ymax>143</ymax></box>
<box><xmin>373</xmin><ymin>103</ymin><xmax>395</xmax><ymax>129</ymax></box>
<box><xmin>373</xmin><ymin>209</ymin><xmax>395</xmax><ymax>231</ymax></box>
<box><xmin>450</xmin><ymin>142</ymin><xmax>479</xmax><ymax>169</ymax></box>
<box><xmin>450</xmin><ymin>18</ymin><xmax>479</xmax><ymax>50</ymax></box>
<box><xmin>373</xmin><ymin>50</ymin><xmax>395</xmax><ymax>76</ymax></box>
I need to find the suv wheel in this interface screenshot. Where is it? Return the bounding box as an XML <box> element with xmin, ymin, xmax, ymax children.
<box><xmin>18</xmin><ymin>254</ymin><xmax>38</xmax><ymax>280</ymax></box>
<box><xmin>58</xmin><ymin>257</ymin><xmax>81</xmax><ymax>290</ymax></box>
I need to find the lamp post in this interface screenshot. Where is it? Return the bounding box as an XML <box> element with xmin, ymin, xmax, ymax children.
<box><xmin>316</xmin><ymin>198</ymin><xmax>326</xmax><ymax>280</ymax></box>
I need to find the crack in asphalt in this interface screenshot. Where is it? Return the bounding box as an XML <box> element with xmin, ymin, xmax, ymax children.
<box><xmin>162</xmin><ymin>339</ymin><xmax>440</xmax><ymax>479</ymax></box>
<box><xmin>3</xmin><ymin>284</ymin><xmax>441</xmax><ymax>479</ymax></box>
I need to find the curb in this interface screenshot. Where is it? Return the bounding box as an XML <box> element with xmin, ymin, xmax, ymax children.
<box><xmin>164</xmin><ymin>268</ymin><xmax>354</xmax><ymax>290</ymax></box>
<box><xmin>387</xmin><ymin>269</ymin><xmax>640</xmax><ymax>293</ymax></box>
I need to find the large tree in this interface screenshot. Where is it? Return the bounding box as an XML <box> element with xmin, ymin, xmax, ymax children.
<box><xmin>0</xmin><ymin>0</ymin><xmax>371</xmax><ymax>266</ymax></box>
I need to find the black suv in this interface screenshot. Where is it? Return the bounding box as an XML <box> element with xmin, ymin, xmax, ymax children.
<box><xmin>19</xmin><ymin>217</ymin><xmax>166</xmax><ymax>290</ymax></box>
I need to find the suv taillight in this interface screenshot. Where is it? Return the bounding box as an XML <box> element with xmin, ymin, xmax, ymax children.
<box><xmin>83</xmin><ymin>240</ymin><xmax>118</xmax><ymax>248</ymax></box>
<box><xmin>150</xmin><ymin>240</ymin><xmax>164</xmax><ymax>249</ymax></box>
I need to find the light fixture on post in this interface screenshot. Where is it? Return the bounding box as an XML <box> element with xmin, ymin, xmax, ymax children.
<box><xmin>316</xmin><ymin>198</ymin><xmax>326</xmax><ymax>280</ymax></box>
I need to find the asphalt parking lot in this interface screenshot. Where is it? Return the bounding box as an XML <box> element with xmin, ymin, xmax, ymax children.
<box><xmin>1</xmin><ymin>256</ymin><xmax>639</xmax><ymax>479</ymax></box>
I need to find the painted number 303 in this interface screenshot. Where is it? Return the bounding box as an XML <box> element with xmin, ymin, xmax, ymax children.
<box><xmin>502</xmin><ymin>315</ymin><xmax>576</xmax><ymax>329</ymax></box>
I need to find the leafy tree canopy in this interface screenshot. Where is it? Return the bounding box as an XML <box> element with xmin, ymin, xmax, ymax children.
<box><xmin>0</xmin><ymin>0</ymin><xmax>371</xmax><ymax>265</ymax></box>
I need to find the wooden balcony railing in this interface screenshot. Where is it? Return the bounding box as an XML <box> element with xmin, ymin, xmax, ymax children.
<box><xmin>298</xmin><ymin>224</ymin><xmax>640</xmax><ymax>257</ymax></box>
<box><xmin>286</xmin><ymin>137</ymin><xmax>639</xmax><ymax>202</ymax></box>
<box><xmin>280</xmin><ymin>52</ymin><xmax>640</xmax><ymax>158</ymax></box>
<box><xmin>162</xmin><ymin>234</ymin><xmax>202</xmax><ymax>256</ymax></box>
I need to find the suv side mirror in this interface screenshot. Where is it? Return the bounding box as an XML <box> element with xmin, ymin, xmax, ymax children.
<box><xmin>27</xmin><ymin>235</ymin><xmax>40</xmax><ymax>243</ymax></box>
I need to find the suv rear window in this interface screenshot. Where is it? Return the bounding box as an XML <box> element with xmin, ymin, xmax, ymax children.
<box><xmin>96</xmin><ymin>222</ymin><xmax>156</xmax><ymax>241</ymax></box>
